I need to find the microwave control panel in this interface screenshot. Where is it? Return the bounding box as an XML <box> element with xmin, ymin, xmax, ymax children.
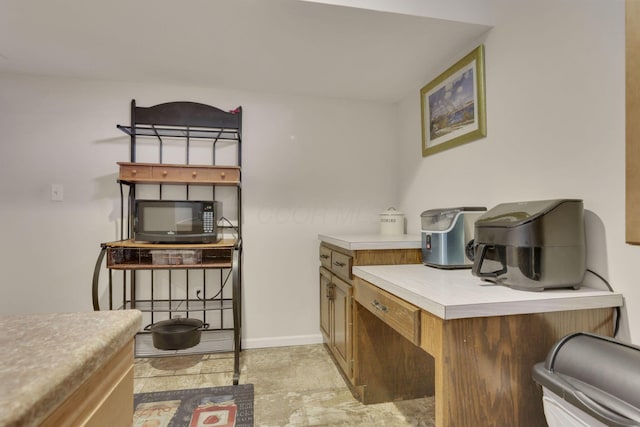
<box><xmin>203</xmin><ymin>210</ymin><xmax>214</xmax><ymax>233</ymax></box>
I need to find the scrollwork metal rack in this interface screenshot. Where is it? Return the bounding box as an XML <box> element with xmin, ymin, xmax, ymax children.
<box><xmin>92</xmin><ymin>99</ymin><xmax>243</xmax><ymax>384</ymax></box>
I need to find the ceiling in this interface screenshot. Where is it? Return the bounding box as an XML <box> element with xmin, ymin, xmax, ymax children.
<box><xmin>0</xmin><ymin>0</ymin><xmax>492</xmax><ymax>102</ymax></box>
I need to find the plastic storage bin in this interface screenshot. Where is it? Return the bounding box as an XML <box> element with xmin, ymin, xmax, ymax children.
<box><xmin>532</xmin><ymin>332</ymin><xmax>640</xmax><ymax>427</ymax></box>
<box><xmin>149</xmin><ymin>249</ymin><xmax>202</xmax><ymax>265</ymax></box>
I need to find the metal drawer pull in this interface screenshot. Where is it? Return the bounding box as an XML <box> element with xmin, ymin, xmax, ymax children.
<box><xmin>334</xmin><ymin>261</ymin><xmax>346</xmax><ymax>267</ymax></box>
<box><xmin>320</xmin><ymin>254</ymin><xmax>330</xmax><ymax>259</ymax></box>
<box><xmin>371</xmin><ymin>299</ymin><xmax>389</xmax><ymax>313</ymax></box>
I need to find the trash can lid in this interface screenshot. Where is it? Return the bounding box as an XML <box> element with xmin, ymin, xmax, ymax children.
<box><xmin>533</xmin><ymin>332</ymin><xmax>640</xmax><ymax>426</ymax></box>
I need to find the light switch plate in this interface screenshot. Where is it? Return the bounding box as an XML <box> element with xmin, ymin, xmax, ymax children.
<box><xmin>51</xmin><ymin>184</ymin><xmax>63</xmax><ymax>201</ymax></box>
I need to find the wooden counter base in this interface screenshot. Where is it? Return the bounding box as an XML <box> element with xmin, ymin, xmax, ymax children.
<box><xmin>353</xmin><ymin>277</ymin><xmax>615</xmax><ymax>427</ymax></box>
<box><xmin>425</xmin><ymin>307</ymin><xmax>614</xmax><ymax>426</ymax></box>
<box><xmin>354</xmin><ymin>302</ymin><xmax>435</xmax><ymax>404</ymax></box>
<box><xmin>40</xmin><ymin>340</ymin><xmax>134</xmax><ymax>427</ymax></box>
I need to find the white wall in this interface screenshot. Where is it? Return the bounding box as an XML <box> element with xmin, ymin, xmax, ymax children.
<box><xmin>300</xmin><ymin>0</ymin><xmax>495</xmax><ymax>25</ymax></box>
<box><xmin>0</xmin><ymin>75</ymin><xmax>398</xmax><ymax>348</ymax></box>
<box><xmin>1</xmin><ymin>0</ymin><xmax>636</xmax><ymax>348</ymax></box>
<box><xmin>398</xmin><ymin>0</ymin><xmax>637</xmax><ymax>342</ymax></box>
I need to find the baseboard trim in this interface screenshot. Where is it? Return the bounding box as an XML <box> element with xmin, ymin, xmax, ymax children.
<box><xmin>243</xmin><ymin>333</ymin><xmax>323</xmax><ymax>349</ymax></box>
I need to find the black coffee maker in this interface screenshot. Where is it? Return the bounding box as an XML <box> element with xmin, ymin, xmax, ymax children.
<box><xmin>471</xmin><ymin>199</ymin><xmax>586</xmax><ymax>291</ymax></box>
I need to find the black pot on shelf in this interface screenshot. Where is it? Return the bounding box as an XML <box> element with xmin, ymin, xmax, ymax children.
<box><xmin>148</xmin><ymin>318</ymin><xmax>206</xmax><ymax>350</ymax></box>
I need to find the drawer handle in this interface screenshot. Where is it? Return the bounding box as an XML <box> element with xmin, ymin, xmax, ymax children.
<box><xmin>131</xmin><ymin>169</ymin><xmax>137</xmax><ymax>175</ymax></box>
<box><xmin>320</xmin><ymin>254</ymin><xmax>329</xmax><ymax>259</ymax></box>
<box><xmin>162</xmin><ymin>170</ymin><xmax>168</xmax><ymax>176</ymax></box>
<box><xmin>326</xmin><ymin>284</ymin><xmax>334</xmax><ymax>299</ymax></box>
<box><xmin>221</xmin><ymin>172</ymin><xmax>226</xmax><ymax>178</ymax></box>
<box><xmin>192</xmin><ymin>171</ymin><xmax>198</xmax><ymax>177</ymax></box>
<box><xmin>371</xmin><ymin>300</ymin><xmax>389</xmax><ymax>313</ymax></box>
<box><xmin>334</xmin><ymin>261</ymin><xmax>346</xmax><ymax>267</ymax></box>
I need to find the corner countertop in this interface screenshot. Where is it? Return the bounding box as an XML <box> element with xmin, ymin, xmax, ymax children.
<box><xmin>0</xmin><ymin>309</ymin><xmax>142</xmax><ymax>427</ymax></box>
<box><xmin>353</xmin><ymin>264</ymin><xmax>624</xmax><ymax>319</ymax></box>
<box><xmin>318</xmin><ymin>233</ymin><xmax>421</xmax><ymax>250</ymax></box>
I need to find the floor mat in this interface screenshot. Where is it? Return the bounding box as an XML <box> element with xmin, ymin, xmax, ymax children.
<box><xmin>133</xmin><ymin>384</ymin><xmax>253</xmax><ymax>427</ymax></box>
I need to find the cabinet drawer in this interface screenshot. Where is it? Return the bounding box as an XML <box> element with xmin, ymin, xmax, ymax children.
<box><xmin>319</xmin><ymin>246</ymin><xmax>332</xmax><ymax>270</ymax></box>
<box><xmin>119</xmin><ymin>164</ymin><xmax>152</xmax><ymax>180</ymax></box>
<box><xmin>118</xmin><ymin>162</ymin><xmax>240</xmax><ymax>185</ymax></box>
<box><xmin>150</xmin><ymin>166</ymin><xmax>185</xmax><ymax>181</ymax></box>
<box><xmin>193</xmin><ymin>166</ymin><xmax>240</xmax><ymax>183</ymax></box>
<box><xmin>331</xmin><ymin>251</ymin><xmax>353</xmax><ymax>281</ymax></box>
<box><xmin>355</xmin><ymin>278</ymin><xmax>420</xmax><ymax>345</ymax></box>
<box><xmin>151</xmin><ymin>165</ymin><xmax>239</xmax><ymax>183</ymax></box>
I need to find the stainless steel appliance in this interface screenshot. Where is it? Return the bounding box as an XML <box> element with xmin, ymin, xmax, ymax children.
<box><xmin>471</xmin><ymin>199</ymin><xmax>585</xmax><ymax>291</ymax></box>
<box><xmin>533</xmin><ymin>332</ymin><xmax>640</xmax><ymax>426</ymax></box>
<box><xmin>421</xmin><ymin>207</ymin><xmax>486</xmax><ymax>269</ymax></box>
<box><xmin>133</xmin><ymin>199</ymin><xmax>221</xmax><ymax>243</ymax></box>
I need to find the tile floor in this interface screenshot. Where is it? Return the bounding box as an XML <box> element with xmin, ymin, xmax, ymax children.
<box><xmin>134</xmin><ymin>344</ymin><xmax>435</xmax><ymax>426</ymax></box>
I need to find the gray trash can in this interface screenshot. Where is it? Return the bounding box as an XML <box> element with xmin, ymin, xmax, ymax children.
<box><xmin>532</xmin><ymin>332</ymin><xmax>640</xmax><ymax>427</ymax></box>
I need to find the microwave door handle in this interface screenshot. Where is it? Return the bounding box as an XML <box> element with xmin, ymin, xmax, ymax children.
<box><xmin>473</xmin><ymin>243</ymin><xmax>507</xmax><ymax>278</ymax></box>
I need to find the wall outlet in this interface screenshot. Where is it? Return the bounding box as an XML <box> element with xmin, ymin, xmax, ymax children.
<box><xmin>51</xmin><ymin>184</ymin><xmax>63</xmax><ymax>201</ymax></box>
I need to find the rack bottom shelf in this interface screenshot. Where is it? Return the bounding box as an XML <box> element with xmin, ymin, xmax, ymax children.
<box><xmin>135</xmin><ymin>329</ymin><xmax>235</xmax><ymax>358</ymax></box>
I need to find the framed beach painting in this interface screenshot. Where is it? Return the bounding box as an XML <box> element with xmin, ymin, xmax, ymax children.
<box><xmin>421</xmin><ymin>45</ymin><xmax>487</xmax><ymax>157</ymax></box>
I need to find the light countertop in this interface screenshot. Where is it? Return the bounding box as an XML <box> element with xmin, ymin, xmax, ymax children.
<box><xmin>353</xmin><ymin>264</ymin><xmax>624</xmax><ymax>319</ymax></box>
<box><xmin>318</xmin><ymin>233</ymin><xmax>421</xmax><ymax>250</ymax></box>
<box><xmin>0</xmin><ymin>309</ymin><xmax>141</xmax><ymax>427</ymax></box>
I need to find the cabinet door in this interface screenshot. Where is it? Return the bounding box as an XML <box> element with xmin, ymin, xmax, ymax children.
<box><xmin>332</xmin><ymin>276</ymin><xmax>353</xmax><ymax>378</ymax></box>
<box><xmin>319</xmin><ymin>268</ymin><xmax>332</xmax><ymax>340</ymax></box>
<box><xmin>628</xmin><ymin>0</ymin><xmax>640</xmax><ymax>242</ymax></box>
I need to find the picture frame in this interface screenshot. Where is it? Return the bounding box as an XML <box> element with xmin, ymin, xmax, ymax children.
<box><xmin>421</xmin><ymin>45</ymin><xmax>487</xmax><ymax>157</ymax></box>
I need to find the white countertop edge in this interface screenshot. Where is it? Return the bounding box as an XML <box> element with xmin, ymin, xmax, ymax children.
<box><xmin>353</xmin><ymin>266</ymin><xmax>623</xmax><ymax>320</ymax></box>
<box><xmin>353</xmin><ymin>266</ymin><xmax>445</xmax><ymax>318</ymax></box>
<box><xmin>318</xmin><ymin>233</ymin><xmax>421</xmax><ymax>250</ymax></box>
<box><xmin>443</xmin><ymin>294</ymin><xmax>624</xmax><ymax>319</ymax></box>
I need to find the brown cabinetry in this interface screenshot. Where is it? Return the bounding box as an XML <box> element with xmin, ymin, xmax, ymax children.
<box><xmin>319</xmin><ymin>266</ymin><xmax>353</xmax><ymax>378</ymax></box>
<box><xmin>318</xmin><ymin>239</ymin><xmax>421</xmax><ymax>394</ymax></box>
<box><xmin>118</xmin><ymin>162</ymin><xmax>240</xmax><ymax>185</ymax></box>
<box><xmin>349</xmin><ymin>265</ymin><xmax>620</xmax><ymax>425</ymax></box>
<box><xmin>627</xmin><ymin>0</ymin><xmax>640</xmax><ymax>242</ymax></box>
<box><xmin>354</xmin><ymin>278</ymin><xmax>420</xmax><ymax>345</ymax></box>
<box><xmin>319</xmin><ymin>267</ymin><xmax>331</xmax><ymax>338</ymax></box>
<box><xmin>42</xmin><ymin>341</ymin><xmax>134</xmax><ymax>427</ymax></box>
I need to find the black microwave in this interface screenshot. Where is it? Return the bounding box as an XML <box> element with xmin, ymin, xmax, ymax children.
<box><xmin>133</xmin><ymin>200</ymin><xmax>221</xmax><ymax>243</ymax></box>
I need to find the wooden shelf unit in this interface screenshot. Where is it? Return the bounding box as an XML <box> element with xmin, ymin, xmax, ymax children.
<box><xmin>118</xmin><ymin>162</ymin><xmax>241</xmax><ymax>186</ymax></box>
<box><xmin>104</xmin><ymin>239</ymin><xmax>236</xmax><ymax>270</ymax></box>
